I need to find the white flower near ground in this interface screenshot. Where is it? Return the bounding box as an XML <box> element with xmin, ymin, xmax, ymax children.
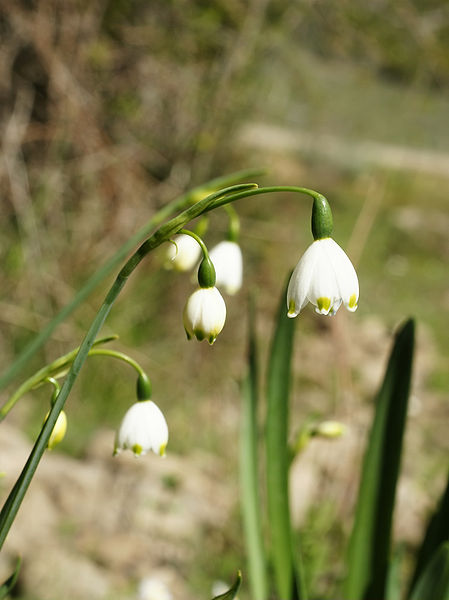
<box><xmin>287</xmin><ymin>237</ymin><xmax>359</xmax><ymax>318</ymax></box>
<box><xmin>183</xmin><ymin>287</ymin><xmax>226</xmax><ymax>344</ymax></box>
<box><xmin>209</xmin><ymin>241</ymin><xmax>243</xmax><ymax>295</ymax></box>
<box><xmin>114</xmin><ymin>400</ymin><xmax>168</xmax><ymax>457</ymax></box>
<box><xmin>165</xmin><ymin>234</ymin><xmax>201</xmax><ymax>272</ymax></box>
<box><xmin>138</xmin><ymin>577</ymin><xmax>172</xmax><ymax>600</ymax></box>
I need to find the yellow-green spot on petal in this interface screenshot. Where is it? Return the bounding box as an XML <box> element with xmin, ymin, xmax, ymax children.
<box><xmin>348</xmin><ymin>294</ymin><xmax>357</xmax><ymax>309</ymax></box>
<box><xmin>132</xmin><ymin>443</ymin><xmax>143</xmax><ymax>456</ymax></box>
<box><xmin>194</xmin><ymin>329</ymin><xmax>205</xmax><ymax>341</ymax></box>
<box><xmin>317</xmin><ymin>297</ymin><xmax>331</xmax><ymax>313</ymax></box>
<box><xmin>288</xmin><ymin>299</ymin><xmax>296</xmax><ymax>316</ymax></box>
<box><xmin>159</xmin><ymin>443</ymin><xmax>167</xmax><ymax>457</ymax></box>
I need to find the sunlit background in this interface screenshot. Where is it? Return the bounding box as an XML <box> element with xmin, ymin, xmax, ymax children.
<box><xmin>1</xmin><ymin>1</ymin><xmax>448</xmax><ymax>599</ymax></box>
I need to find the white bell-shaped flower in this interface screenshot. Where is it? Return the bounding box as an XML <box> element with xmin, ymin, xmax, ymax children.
<box><xmin>114</xmin><ymin>400</ymin><xmax>168</xmax><ymax>457</ymax></box>
<box><xmin>208</xmin><ymin>241</ymin><xmax>243</xmax><ymax>295</ymax></box>
<box><xmin>165</xmin><ymin>234</ymin><xmax>201</xmax><ymax>272</ymax></box>
<box><xmin>287</xmin><ymin>238</ymin><xmax>359</xmax><ymax>318</ymax></box>
<box><xmin>183</xmin><ymin>287</ymin><xmax>226</xmax><ymax>344</ymax></box>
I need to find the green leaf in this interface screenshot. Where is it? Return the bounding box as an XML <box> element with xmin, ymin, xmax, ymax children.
<box><xmin>386</xmin><ymin>549</ymin><xmax>403</xmax><ymax>600</ymax></box>
<box><xmin>0</xmin><ymin>557</ymin><xmax>21</xmax><ymax>599</ymax></box>
<box><xmin>409</xmin><ymin>543</ymin><xmax>449</xmax><ymax>600</ymax></box>
<box><xmin>240</xmin><ymin>298</ymin><xmax>268</xmax><ymax>600</ymax></box>
<box><xmin>212</xmin><ymin>571</ymin><xmax>242</xmax><ymax>600</ymax></box>
<box><xmin>343</xmin><ymin>318</ymin><xmax>415</xmax><ymax>600</ymax></box>
<box><xmin>265</xmin><ymin>279</ymin><xmax>306</xmax><ymax>600</ymax></box>
<box><xmin>407</xmin><ymin>470</ymin><xmax>449</xmax><ymax>598</ymax></box>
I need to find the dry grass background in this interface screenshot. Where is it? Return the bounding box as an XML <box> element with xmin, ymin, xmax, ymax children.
<box><xmin>1</xmin><ymin>1</ymin><xmax>449</xmax><ymax>598</ymax></box>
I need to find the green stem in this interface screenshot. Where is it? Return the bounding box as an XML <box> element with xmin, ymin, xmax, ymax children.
<box><xmin>224</xmin><ymin>204</ymin><xmax>240</xmax><ymax>242</ymax></box>
<box><xmin>0</xmin><ymin>168</ymin><xmax>265</xmax><ymax>392</ymax></box>
<box><xmin>0</xmin><ymin>335</ymin><xmax>118</xmax><ymax>421</ymax></box>
<box><xmin>205</xmin><ymin>185</ymin><xmax>327</xmax><ymax>213</ymax></box>
<box><xmin>43</xmin><ymin>377</ymin><xmax>61</xmax><ymax>405</ymax></box>
<box><xmin>178</xmin><ymin>228</ymin><xmax>210</xmax><ymax>260</ymax></box>
<box><xmin>87</xmin><ymin>348</ymin><xmax>146</xmax><ymax>378</ymax></box>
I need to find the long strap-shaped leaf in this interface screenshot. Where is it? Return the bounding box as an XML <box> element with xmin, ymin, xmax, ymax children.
<box><xmin>407</xmin><ymin>470</ymin><xmax>449</xmax><ymax>598</ymax></box>
<box><xmin>266</xmin><ymin>281</ymin><xmax>306</xmax><ymax>600</ymax></box>
<box><xmin>343</xmin><ymin>318</ymin><xmax>415</xmax><ymax>600</ymax></box>
<box><xmin>240</xmin><ymin>299</ymin><xmax>268</xmax><ymax>600</ymax></box>
<box><xmin>410</xmin><ymin>543</ymin><xmax>449</xmax><ymax>600</ymax></box>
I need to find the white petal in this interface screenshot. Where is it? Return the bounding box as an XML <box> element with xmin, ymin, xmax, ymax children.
<box><xmin>322</xmin><ymin>238</ymin><xmax>359</xmax><ymax>311</ymax></box>
<box><xmin>209</xmin><ymin>241</ymin><xmax>243</xmax><ymax>295</ymax></box>
<box><xmin>307</xmin><ymin>240</ymin><xmax>341</xmax><ymax>314</ymax></box>
<box><xmin>287</xmin><ymin>242</ymin><xmax>320</xmax><ymax>317</ymax></box>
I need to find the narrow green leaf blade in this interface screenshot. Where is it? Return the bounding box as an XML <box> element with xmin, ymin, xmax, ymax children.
<box><xmin>212</xmin><ymin>571</ymin><xmax>243</xmax><ymax>600</ymax></box>
<box><xmin>240</xmin><ymin>299</ymin><xmax>268</xmax><ymax>600</ymax></box>
<box><xmin>343</xmin><ymin>318</ymin><xmax>415</xmax><ymax>600</ymax></box>
<box><xmin>0</xmin><ymin>557</ymin><xmax>21</xmax><ymax>599</ymax></box>
<box><xmin>410</xmin><ymin>543</ymin><xmax>449</xmax><ymax>600</ymax></box>
<box><xmin>266</xmin><ymin>280</ymin><xmax>306</xmax><ymax>600</ymax></box>
<box><xmin>407</xmin><ymin>470</ymin><xmax>449</xmax><ymax>598</ymax></box>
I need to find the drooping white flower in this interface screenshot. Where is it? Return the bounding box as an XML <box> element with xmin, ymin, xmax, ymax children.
<box><xmin>287</xmin><ymin>237</ymin><xmax>359</xmax><ymax>318</ymax></box>
<box><xmin>165</xmin><ymin>234</ymin><xmax>201</xmax><ymax>272</ymax></box>
<box><xmin>183</xmin><ymin>286</ymin><xmax>226</xmax><ymax>344</ymax></box>
<box><xmin>114</xmin><ymin>400</ymin><xmax>168</xmax><ymax>457</ymax></box>
<box><xmin>208</xmin><ymin>241</ymin><xmax>243</xmax><ymax>295</ymax></box>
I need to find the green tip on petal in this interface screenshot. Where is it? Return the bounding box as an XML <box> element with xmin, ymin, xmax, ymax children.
<box><xmin>317</xmin><ymin>297</ymin><xmax>331</xmax><ymax>313</ymax></box>
<box><xmin>287</xmin><ymin>299</ymin><xmax>296</xmax><ymax>317</ymax></box>
<box><xmin>159</xmin><ymin>443</ymin><xmax>167</xmax><ymax>456</ymax></box>
<box><xmin>348</xmin><ymin>293</ymin><xmax>358</xmax><ymax>310</ymax></box>
<box><xmin>132</xmin><ymin>444</ymin><xmax>143</xmax><ymax>456</ymax></box>
<box><xmin>194</xmin><ymin>329</ymin><xmax>206</xmax><ymax>341</ymax></box>
<box><xmin>208</xmin><ymin>334</ymin><xmax>216</xmax><ymax>345</ymax></box>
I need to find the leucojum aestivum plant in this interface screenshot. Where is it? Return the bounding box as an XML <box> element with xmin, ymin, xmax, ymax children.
<box><xmin>0</xmin><ymin>170</ymin><xmax>448</xmax><ymax>600</ymax></box>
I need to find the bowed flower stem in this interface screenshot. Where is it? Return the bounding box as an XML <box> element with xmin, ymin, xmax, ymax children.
<box><xmin>223</xmin><ymin>204</ymin><xmax>240</xmax><ymax>242</ymax></box>
<box><xmin>0</xmin><ymin>182</ymin><xmax>256</xmax><ymax>551</ymax></box>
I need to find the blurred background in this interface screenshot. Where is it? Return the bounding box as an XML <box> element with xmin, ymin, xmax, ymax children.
<box><xmin>0</xmin><ymin>1</ymin><xmax>448</xmax><ymax>598</ymax></box>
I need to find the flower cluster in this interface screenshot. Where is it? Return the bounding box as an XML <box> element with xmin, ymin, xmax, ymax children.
<box><xmin>113</xmin><ymin>192</ymin><xmax>359</xmax><ymax>460</ymax></box>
